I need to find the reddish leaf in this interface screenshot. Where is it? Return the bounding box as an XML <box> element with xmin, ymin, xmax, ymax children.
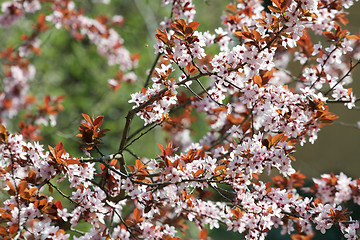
<box><xmin>291</xmin><ymin>233</ymin><xmax>315</xmax><ymax>240</ymax></box>
<box><xmin>55</xmin><ymin>142</ymin><xmax>63</xmax><ymax>152</ymax></box>
<box><xmin>17</xmin><ymin>181</ymin><xmax>27</xmax><ymax>195</ymax></box>
<box><xmin>230</xmin><ymin>207</ymin><xmax>243</xmax><ymax>219</ymax></box>
<box><xmin>185</xmin><ymin>63</ymin><xmax>198</xmax><ymax>75</ymax></box>
<box><xmin>0</xmin><ymin>225</ymin><xmax>7</xmax><ymax>236</ymax></box>
<box><xmin>82</xmin><ymin>113</ymin><xmax>93</xmax><ymax>126</ymax></box>
<box><xmin>199</xmin><ymin>229</ymin><xmax>208</xmax><ymax>240</ymax></box>
<box><xmin>6</xmin><ymin>181</ymin><xmax>15</xmax><ymax>195</ymax></box>
<box><xmin>93</xmin><ymin>115</ymin><xmax>104</xmax><ymax>129</ymax></box>
<box><xmin>8</xmin><ymin>224</ymin><xmax>18</xmax><ymax>235</ymax></box>
<box><xmin>28</xmin><ymin>187</ymin><xmax>38</xmax><ymax>197</ymax></box>
<box><xmin>192</xmin><ymin>169</ymin><xmax>204</xmax><ymax>177</ymax></box>
<box><xmin>28</xmin><ymin>170</ymin><xmax>37</xmax><ymax>182</ymax></box>
<box><xmin>127</xmin><ymin>165</ymin><xmax>135</xmax><ymax>173</ymax></box>
<box><xmin>37</xmin><ymin>14</ymin><xmax>45</xmax><ymax>25</ymax></box>
<box><xmin>109</xmin><ymin>159</ymin><xmax>118</xmax><ymax>166</ymax></box>
<box><xmin>281</xmin><ymin>0</ymin><xmax>292</xmax><ymax>10</ymax></box>
<box><xmin>1</xmin><ymin>212</ymin><xmax>12</xmax><ymax>220</ymax></box>
<box><xmin>346</xmin><ymin>34</ymin><xmax>360</xmax><ymax>40</ymax></box>
<box><xmin>271</xmin><ymin>0</ymin><xmax>282</xmax><ymax>9</ymax></box>
<box><xmin>54</xmin><ymin>200</ymin><xmax>63</xmax><ymax>210</ymax></box>
<box><xmin>78</xmin><ymin>114</ymin><xmax>109</xmax><ymax>152</ymax></box>
<box><xmin>188</xmin><ymin>21</ymin><xmax>200</xmax><ymax>31</ymax></box>
<box><xmin>253</xmin><ymin>75</ymin><xmax>262</xmax><ymax>86</ymax></box>
<box><xmin>48</xmin><ymin>185</ymin><xmax>53</xmax><ymax>194</ymax></box>
<box><xmin>158</xmin><ymin>144</ymin><xmax>164</xmax><ymax>152</ymax></box>
<box><xmin>135</xmin><ymin>159</ymin><xmax>145</xmax><ymax>170</ymax></box>
<box><xmin>323</xmin><ymin>32</ymin><xmax>336</xmax><ymax>40</ymax></box>
<box><xmin>184</xmin><ymin>26</ymin><xmax>193</xmax><ymax>35</ymax></box>
<box><xmin>314</xmin><ymin>198</ymin><xmax>322</xmax><ymax>206</ymax></box>
<box><xmin>0</xmin><ymin>124</ymin><xmax>8</xmax><ymax>142</ymax></box>
<box><xmin>215</xmin><ymin>165</ymin><xmax>226</xmax><ymax>172</ymax></box>
<box><xmin>134</xmin><ymin>208</ymin><xmax>141</xmax><ymax>222</ymax></box>
<box><xmin>267</xmin><ymin>5</ymin><xmax>281</xmax><ymax>13</ymax></box>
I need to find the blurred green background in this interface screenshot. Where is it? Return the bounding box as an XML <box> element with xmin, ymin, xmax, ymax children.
<box><xmin>1</xmin><ymin>0</ymin><xmax>360</xmax><ymax>239</ymax></box>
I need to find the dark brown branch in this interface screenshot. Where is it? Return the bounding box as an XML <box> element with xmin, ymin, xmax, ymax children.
<box><xmin>118</xmin><ymin>71</ymin><xmax>214</xmax><ymax>153</ymax></box>
<box><xmin>328</xmin><ymin>97</ymin><xmax>360</xmax><ymax>103</ymax></box>
<box><xmin>79</xmin><ymin>153</ymin><xmax>127</xmax><ymax>178</ymax></box>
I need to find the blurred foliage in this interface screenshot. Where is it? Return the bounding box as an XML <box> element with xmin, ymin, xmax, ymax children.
<box><xmin>8</xmin><ymin>0</ymin><xmax>233</xmax><ymax>163</ymax></box>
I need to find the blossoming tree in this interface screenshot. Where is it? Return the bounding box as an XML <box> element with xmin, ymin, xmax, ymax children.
<box><xmin>0</xmin><ymin>0</ymin><xmax>360</xmax><ymax>239</ymax></box>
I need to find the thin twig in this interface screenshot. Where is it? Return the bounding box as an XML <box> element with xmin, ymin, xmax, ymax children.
<box><xmin>124</xmin><ymin>123</ymin><xmax>160</xmax><ymax>149</ymax></box>
<box><xmin>183</xmin><ymin>83</ymin><xmax>203</xmax><ymax>100</ymax></box>
<box><xmin>127</xmin><ymin>122</ymin><xmax>155</xmax><ymax>143</ymax></box>
<box><xmin>210</xmin><ymin>185</ymin><xmax>233</xmax><ymax>202</ymax></box>
<box><xmin>327</xmin><ymin>97</ymin><xmax>360</xmax><ymax>103</ymax></box>
<box><xmin>113</xmin><ymin>210</ymin><xmax>140</xmax><ymax>240</ymax></box>
<box><xmin>310</xmin><ymin>42</ymin><xmax>340</xmax><ymax>89</ymax></box>
<box><xmin>80</xmin><ymin>154</ymin><xmax>128</xmax><ymax>178</ymax></box>
<box><xmin>79</xmin><ymin>153</ymin><xmax>123</xmax><ymax>163</ymax></box>
<box><xmin>144</xmin><ymin>53</ymin><xmax>162</xmax><ymax>88</ymax></box>
<box><xmin>48</xmin><ymin>181</ymin><xmax>79</xmax><ymax>205</ymax></box>
<box><xmin>195</xmin><ymin>79</ymin><xmax>224</xmax><ymax>106</ymax></box>
<box><xmin>124</xmin><ymin>148</ymin><xmax>140</xmax><ymax>160</ymax></box>
<box><xmin>324</xmin><ymin>59</ymin><xmax>360</xmax><ymax>96</ymax></box>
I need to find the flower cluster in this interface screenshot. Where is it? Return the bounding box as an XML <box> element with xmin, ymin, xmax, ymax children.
<box><xmin>0</xmin><ymin>0</ymin><xmax>136</xmax><ymax>132</ymax></box>
<box><xmin>45</xmin><ymin>0</ymin><xmax>138</xmax><ymax>89</ymax></box>
<box><xmin>312</xmin><ymin>172</ymin><xmax>360</xmax><ymax>205</ymax></box>
<box><xmin>0</xmin><ymin>0</ymin><xmax>41</xmax><ymax>27</ymax></box>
